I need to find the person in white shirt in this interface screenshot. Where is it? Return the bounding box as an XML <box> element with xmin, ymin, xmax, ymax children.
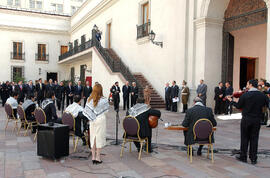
<box><xmin>6</xmin><ymin>92</ymin><xmax>19</xmax><ymax>118</ymax></box>
<box><xmin>65</xmin><ymin>95</ymin><xmax>88</xmax><ymax>145</ymax></box>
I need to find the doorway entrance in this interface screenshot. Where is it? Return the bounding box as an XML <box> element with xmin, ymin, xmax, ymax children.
<box><xmin>47</xmin><ymin>72</ymin><xmax>58</xmax><ymax>82</ymax></box>
<box><xmin>239</xmin><ymin>57</ymin><xmax>257</xmax><ymax>89</ymax></box>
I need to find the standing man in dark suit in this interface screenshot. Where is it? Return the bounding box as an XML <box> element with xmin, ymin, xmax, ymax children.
<box><xmin>1</xmin><ymin>81</ymin><xmax>11</xmax><ymax>106</ymax></box>
<box><xmin>130</xmin><ymin>82</ymin><xmax>139</xmax><ymax>107</ymax></box>
<box><xmin>83</xmin><ymin>81</ymin><xmax>92</xmax><ymax>107</ymax></box>
<box><xmin>36</xmin><ymin>78</ymin><xmax>45</xmax><ymax>106</ymax></box>
<box><xmin>214</xmin><ymin>82</ymin><xmax>225</xmax><ymax>115</ymax></box>
<box><xmin>111</xmin><ymin>82</ymin><xmax>121</xmax><ymax>111</ymax></box>
<box><xmin>15</xmin><ymin>81</ymin><xmax>25</xmax><ymax>104</ymax></box>
<box><xmin>197</xmin><ymin>79</ymin><xmax>207</xmax><ymax>106</ymax></box>
<box><xmin>25</xmin><ymin>80</ymin><xmax>35</xmax><ymax>96</ymax></box>
<box><xmin>45</xmin><ymin>79</ymin><xmax>55</xmax><ymax>96</ymax></box>
<box><xmin>228</xmin><ymin>80</ymin><xmax>269</xmax><ymax>164</ymax></box>
<box><xmin>182</xmin><ymin>97</ymin><xmax>217</xmax><ymax>156</ymax></box>
<box><xmin>55</xmin><ymin>81</ymin><xmax>65</xmax><ymax>111</ymax></box>
<box><xmin>224</xmin><ymin>81</ymin><xmax>233</xmax><ymax>115</ymax></box>
<box><xmin>66</xmin><ymin>81</ymin><xmax>74</xmax><ymax>107</ymax></box>
<box><xmin>122</xmin><ymin>81</ymin><xmax>131</xmax><ymax>110</ymax></box>
<box><xmin>171</xmin><ymin>81</ymin><xmax>179</xmax><ymax>112</ymax></box>
<box><xmin>165</xmin><ymin>83</ymin><xmax>172</xmax><ymax>111</ymax></box>
<box><xmin>74</xmin><ymin>81</ymin><xmax>83</xmax><ymax>97</ymax></box>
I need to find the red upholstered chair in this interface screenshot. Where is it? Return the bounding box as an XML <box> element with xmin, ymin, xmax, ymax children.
<box><xmin>120</xmin><ymin>116</ymin><xmax>148</xmax><ymax>160</ymax></box>
<box><xmin>62</xmin><ymin>111</ymin><xmax>88</xmax><ymax>152</ymax></box>
<box><xmin>17</xmin><ymin>105</ymin><xmax>37</xmax><ymax>136</ymax></box>
<box><xmin>188</xmin><ymin>118</ymin><xmax>214</xmax><ymax>163</ymax></box>
<box><xmin>4</xmin><ymin>103</ymin><xmax>18</xmax><ymax>134</ymax></box>
<box><xmin>33</xmin><ymin>107</ymin><xmax>46</xmax><ymax>141</ymax></box>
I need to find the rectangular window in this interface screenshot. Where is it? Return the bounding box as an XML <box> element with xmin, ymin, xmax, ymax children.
<box><xmin>36</xmin><ymin>1</ymin><xmax>42</xmax><ymax>9</ymax></box>
<box><xmin>142</xmin><ymin>2</ymin><xmax>149</xmax><ymax>24</ymax></box>
<box><xmin>13</xmin><ymin>42</ymin><xmax>23</xmax><ymax>59</ymax></box>
<box><xmin>57</xmin><ymin>4</ymin><xmax>63</xmax><ymax>13</ymax></box>
<box><xmin>7</xmin><ymin>0</ymin><xmax>13</xmax><ymax>6</ymax></box>
<box><xmin>61</xmin><ymin>46</ymin><xmax>68</xmax><ymax>55</ymax></box>
<box><xmin>38</xmin><ymin>44</ymin><xmax>46</xmax><ymax>60</ymax></box>
<box><xmin>51</xmin><ymin>3</ymin><xmax>56</xmax><ymax>11</ymax></box>
<box><xmin>15</xmin><ymin>0</ymin><xmax>20</xmax><ymax>6</ymax></box>
<box><xmin>29</xmin><ymin>0</ymin><xmax>35</xmax><ymax>8</ymax></box>
<box><xmin>71</xmin><ymin>6</ymin><xmax>77</xmax><ymax>14</ymax></box>
<box><xmin>12</xmin><ymin>66</ymin><xmax>24</xmax><ymax>82</ymax></box>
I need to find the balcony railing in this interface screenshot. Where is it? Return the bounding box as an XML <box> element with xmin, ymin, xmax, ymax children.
<box><xmin>59</xmin><ymin>39</ymin><xmax>92</xmax><ymax>61</ymax></box>
<box><xmin>136</xmin><ymin>21</ymin><xmax>151</xmax><ymax>39</ymax></box>
<box><xmin>35</xmin><ymin>54</ymin><xmax>49</xmax><ymax>62</ymax></box>
<box><xmin>10</xmin><ymin>52</ymin><xmax>25</xmax><ymax>60</ymax></box>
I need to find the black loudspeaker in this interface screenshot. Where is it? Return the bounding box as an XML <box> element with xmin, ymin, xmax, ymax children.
<box><xmin>37</xmin><ymin>123</ymin><xmax>69</xmax><ymax>159</ymax></box>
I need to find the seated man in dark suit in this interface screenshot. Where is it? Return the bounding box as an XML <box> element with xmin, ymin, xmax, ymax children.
<box><xmin>22</xmin><ymin>94</ymin><xmax>36</xmax><ymax>121</ymax></box>
<box><xmin>126</xmin><ymin>98</ymin><xmax>161</xmax><ymax>153</ymax></box>
<box><xmin>41</xmin><ymin>91</ymin><xmax>62</xmax><ymax>123</ymax></box>
<box><xmin>182</xmin><ymin>97</ymin><xmax>217</xmax><ymax>156</ymax></box>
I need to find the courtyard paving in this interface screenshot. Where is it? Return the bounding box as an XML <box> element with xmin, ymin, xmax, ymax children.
<box><xmin>1</xmin><ymin>106</ymin><xmax>270</xmax><ymax>178</ymax></box>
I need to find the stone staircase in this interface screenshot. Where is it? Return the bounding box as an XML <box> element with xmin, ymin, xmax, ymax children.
<box><xmin>104</xmin><ymin>48</ymin><xmax>165</xmax><ymax>109</ymax></box>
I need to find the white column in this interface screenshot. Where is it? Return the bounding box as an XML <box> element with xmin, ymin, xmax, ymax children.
<box><xmin>194</xmin><ymin>17</ymin><xmax>224</xmax><ymax>108</ymax></box>
<box><xmin>265</xmin><ymin>0</ymin><xmax>270</xmax><ymax>80</ymax></box>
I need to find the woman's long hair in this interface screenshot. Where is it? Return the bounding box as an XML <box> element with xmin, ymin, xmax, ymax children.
<box><xmin>88</xmin><ymin>83</ymin><xmax>103</xmax><ymax>107</ymax></box>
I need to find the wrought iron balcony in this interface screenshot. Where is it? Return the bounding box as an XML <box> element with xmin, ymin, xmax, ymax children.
<box><xmin>136</xmin><ymin>21</ymin><xmax>151</xmax><ymax>39</ymax></box>
<box><xmin>10</xmin><ymin>52</ymin><xmax>25</xmax><ymax>60</ymax></box>
<box><xmin>59</xmin><ymin>39</ymin><xmax>92</xmax><ymax>61</ymax></box>
<box><xmin>35</xmin><ymin>54</ymin><xmax>49</xmax><ymax>62</ymax></box>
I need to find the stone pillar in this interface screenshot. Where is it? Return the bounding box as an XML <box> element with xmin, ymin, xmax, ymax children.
<box><xmin>265</xmin><ymin>0</ymin><xmax>270</xmax><ymax>80</ymax></box>
<box><xmin>194</xmin><ymin>17</ymin><xmax>224</xmax><ymax>108</ymax></box>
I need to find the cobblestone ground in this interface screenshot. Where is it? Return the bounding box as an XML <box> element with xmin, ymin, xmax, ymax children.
<box><xmin>1</xmin><ymin>106</ymin><xmax>270</xmax><ymax>178</ymax></box>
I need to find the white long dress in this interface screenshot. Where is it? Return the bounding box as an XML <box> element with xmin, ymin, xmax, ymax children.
<box><xmin>83</xmin><ymin>97</ymin><xmax>109</xmax><ymax>149</ymax></box>
<box><xmin>89</xmin><ymin>113</ymin><xmax>106</xmax><ymax>148</ymax></box>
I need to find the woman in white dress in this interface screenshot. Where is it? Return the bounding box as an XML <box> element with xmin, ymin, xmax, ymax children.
<box><xmin>83</xmin><ymin>83</ymin><xmax>109</xmax><ymax>165</ymax></box>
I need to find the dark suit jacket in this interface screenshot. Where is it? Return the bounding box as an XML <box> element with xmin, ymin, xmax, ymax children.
<box><xmin>214</xmin><ymin>86</ymin><xmax>225</xmax><ymax>100</ymax></box>
<box><xmin>182</xmin><ymin>104</ymin><xmax>217</xmax><ymax>145</ymax></box>
<box><xmin>45</xmin><ymin>84</ymin><xmax>55</xmax><ymax>94</ymax></box>
<box><xmin>127</xmin><ymin>108</ymin><xmax>161</xmax><ymax>138</ymax></box>
<box><xmin>122</xmin><ymin>85</ymin><xmax>131</xmax><ymax>98</ymax></box>
<box><xmin>111</xmin><ymin>85</ymin><xmax>120</xmax><ymax>98</ymax></box>
<box><xmin>83</xmin><ymin>86</ymin><xmax>92</xmax><ymax>98</ymax></box>
<box><xmin>74</xmin><ymin>85</ymin><xmax>83</xmax><ymax>96</ymax></box>
<box><xmin>165</xmin><ymin>87</ymin><xmax>172</xmax><ymax>99</ymax></box>
<box><xmin>35</xmin><ymin>83</ymin><xmax>45</xmax><ymax>99</ymax></box>
<box><xmin>66</xmin><ymin>85</ymin><xmax>74</xmax><ymax>97</ymax></box>
<box><xmin>15</xmin><ymin>85</ymin><xmax>25</xmax><ymax>100</ymax></box>
<box><xmin>55</xmin><ymin>85</ymin><xmax>65</xmax><ymax>100</ymax></box>
<box><xmin>131</xmin><ymin>86</ymin><xmax>139</xmax><ymax>97</ymax></box>
<box><xmin>171</xmin><ymin>85</ymin><xmax>179</xmax><ymax>98</ymax></box>
<box><xmin>232</xmin><ymin>89</ymin><xmax>269</xmax><ymax>121</ymax></box>
<box><xmin>25</xmin><ymin>84</ymin><xmax>35</xmax><ymax>96</ymax></box>
<box><xmin>225</xmin><ymin>86</ymin><xmax>233</xmax><ymax>96</ymax></box>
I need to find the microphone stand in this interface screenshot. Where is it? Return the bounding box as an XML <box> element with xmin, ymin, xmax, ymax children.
<box><xmin>111</xmin><ymin>104</ymin><xmax>120</xmax><ymax>145</ymax></box>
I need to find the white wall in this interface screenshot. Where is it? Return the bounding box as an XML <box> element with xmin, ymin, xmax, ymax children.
<box><xmin>92</xmin><ymin>48</ymin><xmax>125</xmax><ymax>106</ymax></box>
<box><xmin>0</xmin><ymin>9</ymin><xmax>70</xmax><ymax>82</ymax></box>
<box><xmin>70</xmin><ymin>0</ymin><xmax>188</xmax><ymax>104</ymax></box>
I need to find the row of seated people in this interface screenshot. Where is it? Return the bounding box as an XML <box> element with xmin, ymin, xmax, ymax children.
<box><xmin>6</xmin><ymin>91</ymin><xmax>88</xmax><ymax>145</ymax></box>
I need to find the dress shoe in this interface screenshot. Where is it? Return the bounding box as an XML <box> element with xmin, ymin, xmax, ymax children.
<box><xmin>197</xmin><ymin>150</ymin><xmax>202</xmax><ymax>156</ymax></box>
<box><xmin>266</xmin><ymin>125</ymin><xmax>270</xmax><ymax>127</ymax></box>
<box><xmin>235</xmin><ymin>155</ymin><xmax>247</xmax><ymax>163</ymax></box>
<box><xmin>95</xmin><ymin>160</ymin><xmax>103</xmax><ymax>164</ymax></box>
<box><xmin>251</xmin><ymin>160</ymin><xmax>257</xmax><ymax>165</ymax></box>
<box><xmin>92</xmin><ymin>160</ymin><xmax>96</xmax><ymax>164</ymax></box>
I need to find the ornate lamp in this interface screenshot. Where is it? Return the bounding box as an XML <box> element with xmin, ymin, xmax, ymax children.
<box><xmin>149</xmin><ymin>30</ymin><xmax>163</xmax><ymax>48</ymax></box>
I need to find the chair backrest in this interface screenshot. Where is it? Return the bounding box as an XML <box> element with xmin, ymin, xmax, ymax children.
<box><xmin>17</xmin><ymin>105</ymin><xmax>27</xmax><ymax>123</ymax></box>
<box><xmin>62</xmin><ymin>111</ymin><xmax>75</xmax><ymax>130</ymax></box>
<box><xmin>123</xmin><ymin>116</ymin><xmax>140</xmax><ymax>138</ymax></box>
<box><xmin>4</xmin><ymin>103</ymin><xmax>14</xmax><ymax>118</ymax></box>
<box><xmin>193</xmin><ymin>119</ymin><xmax>213</xmax><ymax>143</ymax></box>
<box><xmin>34</xmin><ymin>108</ymin><xmax>46</xmax><ymax>124</ymax></box>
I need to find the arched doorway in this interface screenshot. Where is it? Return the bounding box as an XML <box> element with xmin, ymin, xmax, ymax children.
<box><xmin>222</xmin><ymin>0</ymin><xmax>267</xmax><ymax>90</ymax></box>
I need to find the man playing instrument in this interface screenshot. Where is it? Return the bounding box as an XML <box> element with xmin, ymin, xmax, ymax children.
<box><xmin>126</xmin><ymin>98</ymin><xmax>161</xmax><ymax>153</ymax></box>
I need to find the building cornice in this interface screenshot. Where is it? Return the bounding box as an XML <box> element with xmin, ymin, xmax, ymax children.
<box><xmin>194</xmin><ymin>17</ymin><xmax>224</xmax><ymax>29</ymax></box>
<box><xmin>71</xmin><ymin>0</ymin><xmax>119</xmax><ymax>34</ymax></box>
<box><xmin>0</xmin><ymin>7</ymin><xmax>71</xmax><ymax>20</ymax></box>
<box><xmin>0</xmin><ymin>25</ymin><xmax>70</xmax><ymax>35</ymax></box>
